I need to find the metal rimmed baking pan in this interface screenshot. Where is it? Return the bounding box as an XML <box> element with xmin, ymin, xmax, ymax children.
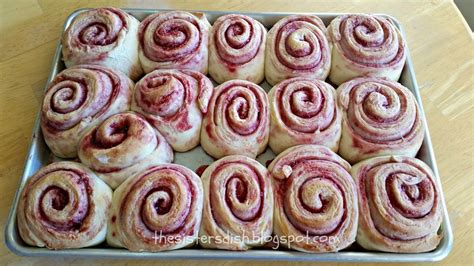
<box><xmin>4</xmin><ymin>8</ymin><xmax>453</xmax><ymax>262</ymax></box>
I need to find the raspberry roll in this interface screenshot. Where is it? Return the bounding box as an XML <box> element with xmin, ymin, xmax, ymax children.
<box><xmin>62</xmin><ymin>8</ymin><xmax>143</xmax><ymax>80</ymax></box>
<box><xmin>269</xmin><ymin>77</ymin><xmax>342</xmax><ymax>154</ymax></box>
<box><xmin>265</xmin><ymin>15</ymin><xmax>331</xmax><ymax>86</ymax></box>
<box><xmin>41</xmin><ymin>65</ymin><xmax>133</xmax><ymax>158</ymax></box>
<box><xmin>17</xmin><ymin>162</ymin><xmax>112</xmax><ymax>249</ymax></box>
<box><xmin>107</xmin><ymin>164</ymin><xmax>203</xmax><ymax>251</ymax></box>
<box><xmin>268</xmin><ymin>145</ymin><xmax>358</xmax><ymax>252</ymax></box>
<box><xmin>199</xmin><ymin>155</ymin><xmax>273</xmax><ymax>250</ymax></box>
<box><xmin>138</xmin><ymin>11</ymin><xmax>210</xmax><ymax>74</ymax></box>
<box><xmin>328</xmin><ymin>14</ymin><xmax>407</xmax><ymax>85</ymax></box>
<box><xmin>337</xmin><ymin>77</ymin><xmax>424</xmax><ymax>164</ymax></box>
<box><xmin>352</xmin><ymin>156</ymin><xmax>443</xmax><ymax>252</ymax></box>
<box><xmin>132</xmin><ymin>69</ymin><xmax>213</xmax><ymax>152</ymax></box>
<box><xmin>200</xmin><ymin>80</ymin><xmax>270</xmax><ymax>159</ymax></box>
<box><xmin>209</xmin><ymin>14</ymin><xmax>267</xmax><ymax>84</ymax></box>
<box><xmin>78</xmin><ymin>112</ymin><xmax>173</xmax><ymax>189</ymax></box>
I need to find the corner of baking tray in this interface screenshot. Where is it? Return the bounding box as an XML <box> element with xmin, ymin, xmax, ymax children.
<box><xmin>4</xmin><ymin>197</ymin><xmax>30</xmax><ymax>257</ymax></box>
<box><xmin>427</xmin><ymin>230</ymin><xmax>454</xmax><ymax>262</ymax></box>
<box><xmin>4</xmin><ymin>226</ymin><xmax>29</xmax><ymax>257</ymax></box>
<box><xmin>4</xmin><ymin>211</ymin><xmax>18</xmax><ymax>254</ymax></box>
<box><xmin>380</xmin><ymin>14</ymin><xmax>402</xmax><ymax>27</ymax></box>
<box><xmin>62</xmin><ymin>8</ymin><xmax>91</xmax><ymax>31</ymax></box>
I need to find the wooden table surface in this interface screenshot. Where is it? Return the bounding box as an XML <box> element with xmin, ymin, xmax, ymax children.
<box><xmin>1</xmin><ymin>0</ymin><xmax>472</xmax><ymax>265</ymax></box>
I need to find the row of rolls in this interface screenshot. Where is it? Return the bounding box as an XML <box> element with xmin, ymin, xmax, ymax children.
<box><xmin>62</xmin><ymin>8</ymin><xmax>407</xmax><ymax>86</ymax></box>
<box><xmin>42</xmin><ymin>64</ymin><xmax>425</xmax><ymax>173</ymax></box>
<box><xmin>18</xmin><ymin>145</ymin><xmax>443</xmax><ymax>253</ymax></box>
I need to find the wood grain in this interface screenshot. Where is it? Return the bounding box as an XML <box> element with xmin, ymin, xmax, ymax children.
<box><xmin>0</xmin><ymin>0</ymin><xmax>472</xmax><ymax>265</ymax></box>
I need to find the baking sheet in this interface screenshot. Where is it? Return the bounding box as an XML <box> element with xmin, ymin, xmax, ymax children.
<box><xmin>4</xmin><ymin>8</ymin><xmax>453</xmax><ymax>262</ymax></box>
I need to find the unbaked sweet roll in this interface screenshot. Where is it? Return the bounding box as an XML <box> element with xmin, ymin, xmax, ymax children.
<box><xmin>337</xmin><ymin>77</ymin><xmax>424</xmax><ymax>164</ymax></box>
<box><xmin>269</xmin><ymin>77</ymin><xmax>341</xmax><ymax>154</ymax></box>
<box><xmin>107</xmin><ymin>164</ymin><xmax>203</xmax><ymax>251</ymax></box>
<box><xmin>138</xmin><ymin>11</ymin><xmax>210</xmax><ymax>74</ymax></box>
<box><xmin>265</xmin><ymin>15</ymin><xmax>331</xmax><ymax>86</ymax></box>
<box><xmin>132</xmin><ymin>69</ymin><xmax>213</xmax><ymax>152</ymax></box>
<box><xmin>352</xmin><ymin>156</ymin><xmax>443</xmax><ymax>252</ymax></box>
<box><xmin>78</xmin><ymin>112</ymin><xmax>173</xmax><ymax>189</ymax></box>
<box><xmin>200</xmin><ymin>80</ymin><xmax>269</xmax><ymax>159</ymax></box>
<box><xmin>17</xmin><ymin>161</ymin><xmax>112</xmax><ymax>249</ymax></box>
<box><xmin>209</xmin><ymin>14</ymin><xmax>267</xmax><ymax>84</ymax></box>
<box><xmin>199</xmin><ymin>155</ymin><xmax>273</xmax><ymax>250</ymax></box>
<box><xmin>41</xmin><ymin>65</ymin><xmax>133</xmax><ymax>158</ymax></box>
<box><xmin>62</xmin><ymin>8</ymin><xmax>143</xmax><ymax>80</ymax></box>
<box><xmin>328</xmin><ymin>14</ymin><xmax>406</xmax><ymax>85</ymax></box>
<box><xmin>268</xmin><ymin>145</ymin><xmax>358</xmax><ymax>252</ymax></box>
